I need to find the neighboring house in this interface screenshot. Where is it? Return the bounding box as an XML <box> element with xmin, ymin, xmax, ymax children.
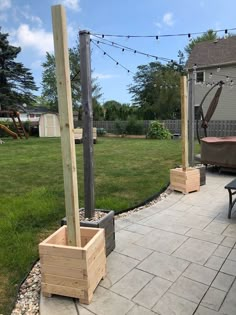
<box><xmin>186</xmin><ymin>36</ymin><xmax>236</xmax><ymax>120</ymax></box>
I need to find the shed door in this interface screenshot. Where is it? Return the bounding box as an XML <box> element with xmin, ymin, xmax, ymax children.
<box><xmin>45</xmin><ymin>114</ymin><xmax>57</xmax><ymax>137</ymax></box>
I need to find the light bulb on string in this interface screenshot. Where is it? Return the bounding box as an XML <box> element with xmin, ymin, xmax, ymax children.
<box><xmin>193</xmin><ymin>64</ymin><xmax>197</xmax><ymax>73</ymax></box>
<box><xmin>217</xmin><ymin>67</ymin><xmax>221</xmax><ymax>72</ymax></box>
<box><xmin>224</xmin><ymin>29</ymin><xmax>228</xmax><ymax>39</ymax></box>
<box><xmin>226</xmin><ymin>76</ymin><xmax>229</xmax><ymax>82</ymax></box>
<box><xmin>209</xmin><ymin>73</ymin><xmax>213</xmax><ymax>79</ymax></box>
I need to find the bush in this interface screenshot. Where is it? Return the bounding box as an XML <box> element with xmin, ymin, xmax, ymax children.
<box><xmin>115</xmin><ymin>120</ymin><xmax>126</xmax><ymax>135</ymax></box>
<box><xmin>125</xmin><ymin>118</ymin><xmax>144</xmax><ymax>135</ymax></box>
<box><xmin>146</xmin><ymin>121</ymin><xmax>171</xmax><ymax>139</ymax></box>
<box><xmin>97</xmin><ymin>128</ymin><xmax>106</xmax><ymax>136</ymax></box>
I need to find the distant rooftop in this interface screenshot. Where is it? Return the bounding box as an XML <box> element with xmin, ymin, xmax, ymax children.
<box><xmin>186</xmin><ymin>36</ymin><xmax>236</xmax><ymax>70</ymax></box>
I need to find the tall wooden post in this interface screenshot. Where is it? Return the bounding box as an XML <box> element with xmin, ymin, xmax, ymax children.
<box><xmin>80</xmin><ymin>31</ymin><xmax>95</xmax><ymax>218</ymax></box>
<box><xmin>51</xmin><ymin>5</ymin><xmax>81</xmax><ymax>246</ymax></box>
<box><xmin>188</xmin><ymin>72</ymin><xmax>195</xmax><ymax>166</ymax></box>
<box><xmin>181</xmin><ymin>75</ymin><xmax>189</xmax><ymax>171</ymax></box>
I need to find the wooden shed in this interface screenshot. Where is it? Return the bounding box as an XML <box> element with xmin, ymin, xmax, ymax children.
<box><xmin>39</xmin><ymin>113</ymin><xmax>61</xmax><ymax>137</ymax></box>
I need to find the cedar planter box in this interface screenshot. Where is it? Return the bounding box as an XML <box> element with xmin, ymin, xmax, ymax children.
<box><xmin>170</xmin><ymin>168</ymin><xmax>200</xmax><ymax>194</ymax></box>
<box><xmin>61</xmin><ymin>210</ymin><xmax>115</xmax><ymax>256</ymax></box>
<box><xmin>39</xmin><ymin>225</ymin><xmax>106</xmax><ymax>304</ymax></box>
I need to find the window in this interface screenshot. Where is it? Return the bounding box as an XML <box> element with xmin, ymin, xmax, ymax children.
<box><xmin>196</xmin><ymin>71</ymin><xmax>204</xmax><ymax>83</ymax></box>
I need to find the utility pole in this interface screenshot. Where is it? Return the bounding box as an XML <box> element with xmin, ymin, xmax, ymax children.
<box><xmin>80</xmin><ymin>30</ymin><xmax>95</xmax><ymax>218</ymax></box>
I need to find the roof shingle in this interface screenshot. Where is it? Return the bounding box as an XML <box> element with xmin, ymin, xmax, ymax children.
<box><xmin>186</xmin><ymin>36</ymin><xmax>236</xmax><ymax>69</ymax></box>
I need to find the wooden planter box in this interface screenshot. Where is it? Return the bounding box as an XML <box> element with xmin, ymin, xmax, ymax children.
<box><xmin>170</xmin><ymin>168</ymin><xmax>200</xmax><ymax>194</ymax></box>
<box><xmin>39</xmin><ymin>225</ymin><xmax>106</xmax><ymax>304</ymax></box>
<box><xmin>61</xmin><ymin>210</ymin><xmax>115</xmax><ymax>256</ymax></box>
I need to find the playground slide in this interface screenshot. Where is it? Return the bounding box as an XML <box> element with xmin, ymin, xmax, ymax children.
<box><xmin>0</xmin><ymin>124</ymin><xmax>18</xmax><ymax>139</ymax></box>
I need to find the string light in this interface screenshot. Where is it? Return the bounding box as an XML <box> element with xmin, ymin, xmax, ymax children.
<box><xmin>92</xmin><ymin>35</ymin><xmax>178</xmax><ymax>64</ymax></box>
<box><xmin>91</xmin><ymin>27</ymin><xmax>236</xmax><ymax>39</ymax></box>
<box><xmin>224</xmin><ymin>29</ymin><xmax>228</xmax><ymax>39</ymax></box>
<box><xmin>91</xmin><ymin>39</ymin><xmax>134</xmax><ymax>74</ymax></box>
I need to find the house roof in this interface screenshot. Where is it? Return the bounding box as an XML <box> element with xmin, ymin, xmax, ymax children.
<box><xmin>186</xmin><ymin>36</ymin><xmax>236</xmax><ymax>70</ymax></box>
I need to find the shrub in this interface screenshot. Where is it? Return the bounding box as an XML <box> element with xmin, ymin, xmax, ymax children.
<box><xmin>97</xmin><ymin>128</ymin><xmax>106</xmax><ymax>136</ymax></box>
<box><xmin>147</xmin><ymin>121</ymin><xmax>171</xmax><ymax>139</ymax></box>
<box><xmin>125</xmin><ymin>118</ymin><xmax>144</xmax><ymax>135</ymax></box>
<box><xmin>115</xmin><ymin>120</ymin><xmax>126</xmax><ymax>135</ymax></box>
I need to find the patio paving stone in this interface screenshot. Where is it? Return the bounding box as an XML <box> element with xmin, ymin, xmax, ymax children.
<box><xmin>137</xmin><ymin>251</ymin><xmax>189</xmax><ymax>281</ymax></box>
<box><xmin>195</xmin><ymin>305</ymin><xmax>223</xmax><ymax>314</ymax></box>
<box><xmin>211</xmin><ymin>272</ymin><xmax>235</xmax><ymax>292</ymax></box>
<box><xmin>153</xmin><ymin>292</ymin><xmax>198</xmax><ymax>315</ymax></box>
<box><xmin>201</xmin><ymin>287</ymin><xmax>226</xmax><ymax>311</ymax></box>
<box><xmin>126</xmin><ymin>304</ymin><xmax>156</xmax><ymax>315</ymax></box>
<box><xmin>80</xmin><ymin>287</ymin><xmax>134</xmax><ymax>315</ymax></box>
<box><xmin>173</xmin><ymin>238</ymin><xmax>217</xmax><ymax>265</ymax></box>
<box><xmin>186</xmin><ymin>229</ymin><xmax>224</xmax><ymax>244</ymax></box>
<box><xmin>220</xmin><ymin>279</ymin><xmax>236</xmax><ymax>315</ymax></box>
<box><xmin>176</xmin><ymin>214</ymin><xmax>213</xmax><ymax>230</ymax></box>
<box><xmin>100</xmin><ymin>252</ymin><xmax>139</xmax><ymax>288</ymax></box>
<box><xmin>135</xmin><ymin>228</ymin><xmax>187</xmax><ymax>254</ymax></box>
<box><xmin>110</xmin><ymin>268</ymin><xmax>153</xmax><ymax>299</ymax></box>
<box><xmin>182</xmin><ymin>263</ymin><xmax>217</xmax><ymax>285</ymax></box>
<box><xmin>228</xmin><ymin>248</ymin><xmax>236</xmax><ymax>261</ymax></box>
<box><xmin>220</xmin><ymin>259</ymin><xmax>236</xmax><ymax>276</ymax></box>
<box><xmin>124</xmin><ymin>223</ymin><xmax>155</xmax><ymax>235</ymax></box>
<box><xmin>220</xmin><ymin>236</ymin><xmax>236</xmax><ymax>248</ymax></box>
<box><xmin>213</xmin><ymin>245</ymin><xmax>231</xmax><ymax>258</ymax></box>
<box><xmin>132</xmin><ymin>276</ymin><xmax>172</xmax><ymax>309</ymax></box>
<box><xmin>204</xmin><ymin>255</ymin><xmax>225</xmax><ymax>271</ymax></box>
<box><xmin>204</xmin><ymin>221</ymin><xmax>229</xmax><ymax>234</ymax></box>
<box><xmin>118</xmin><ymin>243</ymin><xmax>153</xmax><ymax>261</ymax></box>
<box><xmin>223</xmin><ymin>224</ymin><xmax>236</xmax><ymax>238</ymax></box>
<box><xmin>169</xmin><ymin>276</ymin><xmax>208</xmax><ymax>304</ymax></box>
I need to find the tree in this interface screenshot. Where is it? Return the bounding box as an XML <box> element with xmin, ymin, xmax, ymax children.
<box><xmin>128</xmin><ymin>62</ymin><xmax>181</xmax><ymax>120</ymax></box>
<box><xmin>41</xmin><ymin>41</ymin><xmax>102</xmax><ymax>112</ymax></box>
<box><xmin>184</xmin><ymin>29</ymin><xmax>218</xmax><ymax>56</ymax></box>
<box><xmin>0</xmin><ymin>30</ymin><xmax>37</xmax><ymax>110</ymax></box>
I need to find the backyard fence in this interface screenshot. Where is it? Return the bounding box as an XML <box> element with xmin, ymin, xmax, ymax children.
<box><xmin>74</xmin><ymin>120</ymin><xmax>236</xmax><ymax>137</ymax></box>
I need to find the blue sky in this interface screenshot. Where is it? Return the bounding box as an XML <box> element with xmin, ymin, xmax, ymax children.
<box><xmin>1</xmin><ymin>0</ymin><xmax>236</xmax><ymax>104</ymax></box>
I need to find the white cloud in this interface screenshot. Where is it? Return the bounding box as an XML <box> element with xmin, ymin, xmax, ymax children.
<box><xmin>61</xmin><ymin>0</ymin><xmax>81</xmax><ymax>11</ymax></box>
<box><xmin>93</xmin><ymin>73</ymin><xmax>119</xmax><ymax>80</ymax></box>
<box><xmin>0</xmin><ymin>0</ymin><xmax>11</xmax><ymax>11</ymax></box>
<box><xmin>14</xmin><ymin>24</ymin><xmax>54</xmax><ymax>56</ymax></box>
<box><xmin>163</xmin><ymin>12</ymin><xmax>174</xmax><ymax>26</ymax></box>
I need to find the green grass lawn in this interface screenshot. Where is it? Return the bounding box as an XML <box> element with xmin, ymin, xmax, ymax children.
<box><xmin>0</xmin><ymin>136</ymin><xmax>182</xmax><ymax>314</ymax></box>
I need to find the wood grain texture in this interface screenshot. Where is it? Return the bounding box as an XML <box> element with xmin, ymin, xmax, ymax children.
<box><xmin>39</xmin><ymin>225</ymin><xmax>106</xmax><ymax>303</ymax></box>
<box><xmin>51</xmin><ymin>5</ymin><xmax>81</xmax><ymax>246</ymax></box>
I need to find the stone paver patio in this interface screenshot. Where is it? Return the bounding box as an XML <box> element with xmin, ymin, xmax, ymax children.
<box><xmin>40</xmin><ymin>170</ymin><xmax>236</xmax><ymax>315</ymax></box>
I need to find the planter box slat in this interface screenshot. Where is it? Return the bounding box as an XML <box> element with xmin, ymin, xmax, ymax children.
<box><xmin>61</xmin><ymin>210</ymin><xmax>115</xmax><ymax>256</ymax></box>
<box><xmin>40</xmin><ymin>226</ymin><xmax>106</xmax><ymax>304</ymax></box>
<box><xmin>170</xmin><ymin>168</ymin><xmax>200</xmax><ymax>194</ymax></box>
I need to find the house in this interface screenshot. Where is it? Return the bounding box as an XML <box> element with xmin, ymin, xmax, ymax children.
<box><xmin>186</xmin><ymin>36</ymin><xmax>236</xmax><ymax>120</ymax></box>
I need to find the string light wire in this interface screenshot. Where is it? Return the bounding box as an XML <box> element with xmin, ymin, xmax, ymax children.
<box><xmin>91</xmin><ymin>27</ymin><xmax>236</xmax><ymax>39</ymax></box>
<box><xmin>91</xmin><ymin>40</ymin><xmax>134</xmax><ymax>74</ymax></box>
